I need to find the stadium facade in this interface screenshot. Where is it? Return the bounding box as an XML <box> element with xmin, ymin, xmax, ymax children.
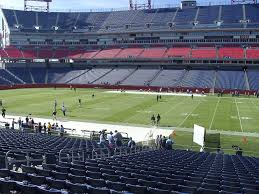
<box><xmin>0</xmin><ymin>1</ymin><xmax>259</xmax><ymax>93</ymax></box>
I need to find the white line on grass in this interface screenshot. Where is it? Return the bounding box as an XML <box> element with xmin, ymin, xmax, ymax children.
<box><xmin>235</xmin><ymin>98</ymin><xmax>244</xmax><ymax>132</ymax></box>
<box><xmin>177</xmin><ymin>100</ymin><xmax>203</xmax><ymax>127</ymax></box>
<box><xmin>250</xmin><ymin>98</ymin><xmax>259</xmax><ymax>111</ymax></box>
<box><xmin>124</xmin><ymin>97</ymin><xmax>187</xmax><ymax>123</ymax></box>
<box><xmin>209</xmin><ymin>98</ymin><xmax>220</xmax><ymax>130</ymax></box>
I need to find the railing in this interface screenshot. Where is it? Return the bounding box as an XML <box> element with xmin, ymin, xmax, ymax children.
<box><xmin>5</xmin><ymin>149</ymin><xmax>45</xmax><ymax>169</ymax></box>
<box><xmin>172</xmin><ymin>143</ymin><xmax>259</xmax><ymax>157</ymax></box>
<box><xmin>58</xmin><ymin>148</ymin><xmax>89</xmax><ymax>163</ymax></box>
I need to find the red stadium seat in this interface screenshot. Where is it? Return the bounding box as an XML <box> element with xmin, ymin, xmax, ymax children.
<box><xmin>139</xmin><ymin>47</ymin><xmax>167</xmax><ymax>58</ymax></box>
<box><xmin>53</xmin><ymin>49</ymin><xmax>69</xmax><ymax>58</ymax></box>
<box><xmin>115</xmin><ymin>48</ymin><xmax>144</xmax><ymax>58</ymax></box>
<box><xmin>81</xmin><ymin>50</ymin><xmax>101</xmax><ymax>59</ymax></box>
<box><xmin>191</xmin><ymin>48</ymin><xmax>217</xmax><ymax>59</ymax></box>
<box><xmin>4</xmin><ymin>47</ymin><xmax>23</xmax><ymax>58</ymax></box>
<box><xmin>38</xmin><ymin>49</ymin><xmax>53</xmax><ymax>59</ymax></box>
<box><xmin>0</xmin><ymin>49</ymin><xmax>9</xmax><ymax>58</ymax></box>
<box><xmin>68</xmin><ymin>50</ymin><xmax>84</xmax><ymax>59</ymax></box>
<box><xmin>21</xmin><ymin>50</ymin><xmax>37</xmax><ymax>59</ymax></box>
<box><xmin>164</xmin><ymin>47</ymin><xmax>191</xmax><ymax>58</ymax></box>
<box><xmin>218</xmin><ymin>47</ymin><xmax>244</xmax><ymax>59</ymax></box>
<box><xmin>246</xmin><ymin>48</ymin><xmax>259</xmax><ymax>59</ymax></box>
<box><xmin>94</xmin><ymin>49</ymin><xmax>121</xmax><ymax>59</ymax></box>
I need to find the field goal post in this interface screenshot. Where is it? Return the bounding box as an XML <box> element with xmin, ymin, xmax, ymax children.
<box><xmin>210</xmin><ymin>88</ymin><xmax>215</xmax><ymax>96</ymax></box>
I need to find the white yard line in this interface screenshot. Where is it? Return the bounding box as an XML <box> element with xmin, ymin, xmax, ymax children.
<box><xmin>235</xmin><ymin>98</ymin><xmax>244</xmax><ymax>132</ymax></box>
<box><xmin>209</xmin><ymin>98</ymin><xmax>220</xmax><ymax>130</ymax></box>
<box><xmin>177</xmin><ymin>100</ymin><xmax>203</xmax><ymax>127</ymax></box>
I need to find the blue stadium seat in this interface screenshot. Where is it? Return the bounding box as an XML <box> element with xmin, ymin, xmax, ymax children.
<box><xmin>106</xmin><ymin>180</ymin><xmax>127</xmax><ymax>191</ymax></box>
<box><xmin>66</xmin><ymin>182</ymin><xmax>88</xmax><ymax>193</ymax></box>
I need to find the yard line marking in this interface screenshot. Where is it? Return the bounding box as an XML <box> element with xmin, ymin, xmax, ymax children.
<box><xmin>163</xmin><ymin>97</ymin><xmax>189</xmax><ymax>116</ymax></box>
<box><xmin>209</xmin><ymin>98</ymin><xmax>220</xmax><ymax>130</ymax></box>
<box><xmin>124</xmin><ymin>96</ymin><xmax>186</xmax><ymax>123</ymax></box>
<box><xmin>177</xmin><ymin>99</ymin><xmax>203</xmax><ymax>128</ymax></box>
<box><xmin>250</xmin><ymin>98</ymin><xmax>259</xmax><ymax>111</ymax></box>
<box><xmin>235</xmin><ymin>98</ymin><xmax>243</xmax><ymax>132</ymax></box>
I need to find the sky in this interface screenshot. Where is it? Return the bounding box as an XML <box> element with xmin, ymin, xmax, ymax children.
<box><xmin>0</xmin><ymin>0</ymin><xmax>231</xmax><ymax>11</ymax></box>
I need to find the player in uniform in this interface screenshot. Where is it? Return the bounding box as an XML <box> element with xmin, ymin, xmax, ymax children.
<box><xmin>78</xmin><ymin>98</ymin><xmax>82</xmax><ymax>107</ymax></box>
<box><xmin>52</xmin><ymin>110</ymin><xmax>57</xmax><ymax>120</ymax></box>
<box><xmin>157</xmin><ymin>114</ymin><xmax>161</xmax><ymax>126</ymax></box>
<box><xmin>1</xmin><ymin>107</ymin><xmax>6</xmax><ymax>118</ymax></box>
<box><xmin>62</xmin><ymin>104</ymin><xmax>66</xmax><ymax>116</ymax></box>
<box><xmin>151</xmin><ymin>115</ymin><xmax>156</xmax><ymax>125</ymax></box>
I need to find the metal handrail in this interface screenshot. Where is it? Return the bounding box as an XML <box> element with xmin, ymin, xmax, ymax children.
<box><xmin>58</xmin><ymin>148</ymin><xmax>91</xmax><ymax>163</ymax></box>
<box><xmin>5</xmin><ymin>149</ymin><xmax>45</xmax><ymax>169</ymax></box>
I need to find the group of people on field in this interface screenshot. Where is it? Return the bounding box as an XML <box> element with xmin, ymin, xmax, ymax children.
<box><xmin>151</xmin><ymin>114</ymin><xmax>161</xmax><ymax>126</ymax></box>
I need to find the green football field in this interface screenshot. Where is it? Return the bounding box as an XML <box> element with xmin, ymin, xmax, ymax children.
<box><xmin>0</xmin><ymin>88</ymin><xmax>259</xmax><ymax>156</ymax></box>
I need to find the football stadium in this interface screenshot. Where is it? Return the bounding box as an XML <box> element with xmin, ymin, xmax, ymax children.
<box><xmin>0</xmin><ymin>0</ymin><xmax>258</xmax><ymax>193</ymax></box>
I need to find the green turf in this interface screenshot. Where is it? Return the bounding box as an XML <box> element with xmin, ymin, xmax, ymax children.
<box><xmin>1</xmin><ymin>88</ymin><xmax>259</xmax><ymax>132</ymax></box>
<box><xmin>1</xmin><ymin>88</ymin><xmax>259</xmax><ymax>156</ymax></box>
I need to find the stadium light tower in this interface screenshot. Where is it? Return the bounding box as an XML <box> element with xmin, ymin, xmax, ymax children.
<box><xmin>231</xmin><ymin>0</ymin><xmax>257</xmax><ymax>4</ymax></box>
<box><xmin>129</xmin><ymin>0</ymin><xmax>134</xmax><ymax>10</ymax></box>
<box><xmin>24</xmin><ymin>0</ymin><xmax>52</xmax><ymax>12</ymax></box>
<box><xmin>131</xmin><ymin>0</ymin><xmax>152</xmax><ymax>10</ymax></box>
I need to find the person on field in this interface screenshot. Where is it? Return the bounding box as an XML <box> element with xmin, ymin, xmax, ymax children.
<box><xmin>1</xmin><ymin>107</ymin><xmax>6</xmax><ymax>118</ymax></box>
<box><xmin>156</xmin><ymin>95</ymin><xmax>159</xmax><ymax>102</ymax></box>
<box><xmin>78</xmin><ymin>98</ymin><xmax>82</xmax><ymax>107</ymax></box>
<box><xmin>92</xmin><ymin>94</ymin><xmax>95</xmax><ymax>98</ymax></box>
<box><xmin>54</xmin><ymin>99</ymin><xmax>57</xmax><ymax>112</ymax></box>
<box><xmin>62</xmin><ymin>104</ymin><xmax>66</xmax><ymax>116</ymax></box>
<box><xmin>151</xmin><ymin>115</ymin><xmax>156</xmax><ymax>125</ymax></box>
<box><xmin>157</xmin><ymin>114</ymin><xmax>161</xmax><ymax>126</ymax></box>
<box><xmin>52</xmin><ymin>110</ymin><xmax>57</xmax><ymax>120</ymax></box>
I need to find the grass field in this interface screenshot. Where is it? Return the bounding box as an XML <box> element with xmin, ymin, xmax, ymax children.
<box><xmin>0</xmin><ymin>88</ymin><xmax>259</xmax><ymax>156</ymax></box>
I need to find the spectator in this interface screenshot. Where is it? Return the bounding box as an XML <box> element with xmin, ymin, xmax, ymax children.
<box><xmin>11</xmin><ymin>119</ymin><xmax>15</xmax><ymax>129</ymax></box>
<box><xmin>38</xmin><ymin>122</ymin><xmax>42</xmax><ymax>133</ymax></box>
<box><xmin>113</xmin><ymin>130</ymin><xmax>123</xmax><ymax>147</ymax></box>
<box><xmin>107</xmin><ymin>131</ymin><xmax>115</xmax><ymax>149</ymax></box>
<box><xmin>99</xmin><ymin>131</ymin><xmax>106</xmax><ymax>145</ymax></box>
<box><xmin>18</xmin><ymin>117</ymin><xmax>22</xmax><ymax>130</ymax></box>
<box><xmin>128</xmin><ymin>137</ymin><xmax>136</xmax><ymax>148</ymax></box>
<box><xmin>60</xmin><ymin>125</ymin><xmax>64</xmax><ymax>136</ymax></box>
<box><xmin>43</xmin><ymin>123</ymin><xmax>47</xmax><ymax>133</ymax></box>
<box><xmin>47</xmin><ymin>122</ymin><xmax>52</xmax><ymax>135</ymax></box>
<box><xmin>165</xmin><ymin>137</ymin><xmax>174</xmax><ymax>150</ymax></box>
<box><xmin>159</xmin><ymin>134</ymin><xmax>163</xmax><ymax>149</ymax></box>
<box><xmin>155</xmin><ymin>135</ymin><xmax>160</xmax><ymax>149</ymax></box>
<box><xmin>25</xmin><ymin>116</ymin><xmax>29</xmax><ymax>125</ymax></box>
<box><xmin>161</xmin><ymin>136</ymin><xmax>167</xmax><ymax>149</ymax></box>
